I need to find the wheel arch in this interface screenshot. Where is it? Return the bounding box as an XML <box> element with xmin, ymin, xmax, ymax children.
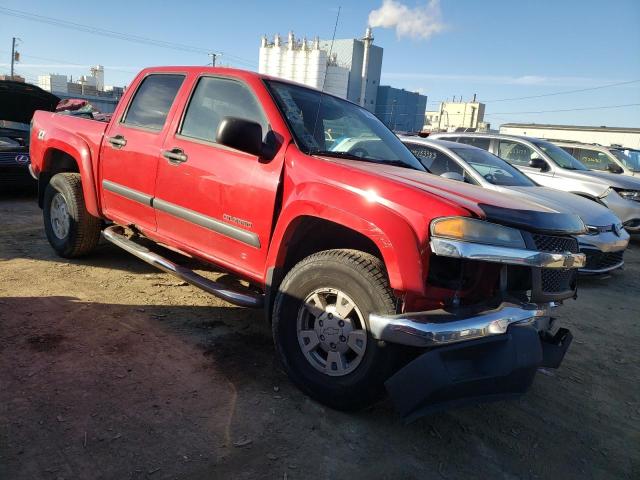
<box><xmin>38</xmin><ymin>137</ymin><xmax>100</xmax><ymax>217</ymax></box>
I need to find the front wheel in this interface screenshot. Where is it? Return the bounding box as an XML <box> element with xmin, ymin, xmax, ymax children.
<box><xmin>43</xmin><ymin>173</ymin><xmax>101</xmax><ymax>258</ymax></box>
<box><xmin>272</xmin><ymin>249</ymin><xmax>399</xmax><ymax>410</ymax></box>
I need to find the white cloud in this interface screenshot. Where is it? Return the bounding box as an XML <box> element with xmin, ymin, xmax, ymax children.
<box><xmin>368</xmin><ymin>0</ymin><xmax>447</xmax><ymax>40</ymax></box>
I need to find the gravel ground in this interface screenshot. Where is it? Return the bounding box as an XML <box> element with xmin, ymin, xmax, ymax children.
<box><xmin>1</xmin><ymin>194</ymin><xmax>639</xmax><ymax>480</ymax></box>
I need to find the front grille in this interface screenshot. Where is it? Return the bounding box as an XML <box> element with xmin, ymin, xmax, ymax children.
<box><xmin>541</xmin><ymin>269</ymin><xmax>577</xmax><ymax>293</ymax></box>
<box><xmin>530</xmin><ymin>233</ymin><xmax>578</xmax><ymax>295</ymax></box>
<box><xmin>532</xmin><ymin>233</ymin><xmax>578</xmax><ymax>253</ymax></box>
<box><xmin>0</xmin><ymin>151</ymin><xmax>28</xmax><ymax>166</ymax></box>
<box><xmin>583</xmin><ymin>249</ymin><xmax>624</xmax><ymax>272</ymax></box>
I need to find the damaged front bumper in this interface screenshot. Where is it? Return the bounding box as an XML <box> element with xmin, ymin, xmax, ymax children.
<box><xmin>370</xmin><ymin>302</ymin><xmax>571</xmax><ymax>421</ymax></box>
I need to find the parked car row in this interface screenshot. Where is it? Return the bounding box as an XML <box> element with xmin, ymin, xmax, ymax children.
<box><xmin>429</xmin><ymin>132</ymin><xmax>640</xmax><ymax>234</ymax></box>
<box><xmin>19</xmin><ymin>66</ymin><xmax>640</xmax><ymax>420</ymax></box>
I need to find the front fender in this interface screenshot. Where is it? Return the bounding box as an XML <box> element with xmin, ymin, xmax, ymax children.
<box><xmin>41</xmin><ymin>130</ymin><xmax>101</xmax><ymax>217</ymax></box>
<box><xmin>266</xmin><ymin>185</ymin><xmax>427</xmax><ymax>296</ymax></box>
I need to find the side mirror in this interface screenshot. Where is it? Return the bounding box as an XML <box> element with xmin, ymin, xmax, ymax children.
<box><xmin>440</xmin><ymin>171</ymin><xmax>465</xmax><ymax>182</ymax></box>
<box><xmin>216</xmin><ymin>117</ymin><xmax>264</xmax><ymax>157</ymax></box>
<box><xmin>607</xmin><ymin>163</ymin><xmax>623</xmax><ymax>174</ymax></box>
<box><xmin>529</xmin><ymin>157</ymin><xmax>548</xmax><ymax>170</ymax></box>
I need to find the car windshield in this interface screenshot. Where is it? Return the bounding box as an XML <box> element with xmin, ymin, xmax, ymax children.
<box><xmin>533</xmin><ymin>141</ymin><xmax>589</xmax><ymax>170</ymax></box>
<box><xmin>265</xmin><ymin>80</ymin><xmax>425</xmax><ymax>171</ymax></box>
<box><xmin>451</xmin><ymin>147</ymin><xmax>536</xmax><ymax>187</ymax></box>
<box><xmin>612</xmin><ymin>148</ymin><xmax>640</xmax><ymax>172</ymax></box>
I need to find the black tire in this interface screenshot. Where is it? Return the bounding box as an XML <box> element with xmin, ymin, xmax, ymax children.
<box><xmin>43</xmin><ymin>173</ymin><xmax>101</xmax><ymax>258</ymax></box>
<box><xmin>272</xmin><ymin>249</ymin><xmax>399</xmax><ymax>411</ymax></box>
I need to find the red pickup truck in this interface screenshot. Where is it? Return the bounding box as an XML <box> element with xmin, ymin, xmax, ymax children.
<box><xmin>30</xmin><ymin>66</ymin><xmax>587</xmax><ymax>419</ymax></box>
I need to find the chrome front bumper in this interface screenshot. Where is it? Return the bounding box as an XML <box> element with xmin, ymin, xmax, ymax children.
<box><xmin>430</xmin><ymin>237</ymin><xmax>586</xmax><ymax>269</ymax></box>
<box><xmin>369</xmin><ymin>301</ymin><xmax>555</xmax><ymax>347</ymax></box>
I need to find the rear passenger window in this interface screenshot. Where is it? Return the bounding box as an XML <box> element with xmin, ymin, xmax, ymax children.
<box><xmin>457</xmin><ymin>137</ymin><xmax>490</xmax><ymax>150</ymax></box>
<box><xmin>498</xmin><ymin>140</ymin><xmax>535</xmax><ymax>166</ymax></box>
<box><xmin>180</xmin><ymin>77</ymin><xmax>268</xmax><ymax>144</ymax></box>
<box><xmin>123</xmin><ymin>74</ymin><xmax>185</xmax><ymax>130</ymax></box>
<box><xmin>407</xmin><ymin>144</ymin><xmax>464</xmax><ymax>176</ymax></box>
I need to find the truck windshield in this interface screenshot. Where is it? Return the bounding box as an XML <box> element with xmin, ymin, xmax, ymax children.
<box><xmin>451</xmin><ymin>147</ymin><xmax>536</xmax><ymax>187</ymax></box>
<box><xmin>533</xmin><ymin>141</ymin><xmax>589</xmax><ymax>170</ymax></box>
<box><xmin>612</xmin><ymin>148</ymin><xmax>640</xmax><ymax>172</ymax></box>
<box><xmin>265</xmin><ymin>80</ymin><xmax>425</xmax><ymax>171</ymax></box>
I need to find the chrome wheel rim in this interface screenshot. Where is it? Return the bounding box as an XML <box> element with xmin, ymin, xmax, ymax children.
<box><xmin>50</xmin><ymin>193</ymin><xmax>70</xmax><ymax>239</ymax></box>
<box><xmin>296</xmin><ymin>288</ymin><xmax>368</xmax><ymax>377</ymax></box>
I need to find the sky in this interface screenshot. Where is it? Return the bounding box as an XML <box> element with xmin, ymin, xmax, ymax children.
<box><xmin>1</xmin><ymin>0</ymin><xmax>639</xmax><ymax>128</ymax></box>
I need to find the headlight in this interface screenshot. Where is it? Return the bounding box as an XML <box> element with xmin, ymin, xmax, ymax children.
<box><xmin>614</xmin><ymin>189</ymin><xmax>640</xmax><ymax>201</ymax></box>
<box><xmin>431</xmin><ymin>217</ymin><xmax>526</xmax><ymax>249</ymax></box>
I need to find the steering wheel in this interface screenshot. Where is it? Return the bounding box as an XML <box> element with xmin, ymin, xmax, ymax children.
<box><xmin>483</xmin><ymin>173</ymin><xmax>496</xmax><ymax>182</ymax></box>
<box><xmin>350</xmin><ymin>147</ymin><xmax>370</xmax><ymax>158</ymax></box>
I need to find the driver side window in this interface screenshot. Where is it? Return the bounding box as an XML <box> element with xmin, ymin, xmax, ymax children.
<box><xmin>498</xmin><ymin>140</ymin><xmax>535</xmax><ymax>166</ymax></box>
<box><xmin>180</xmin><ymin>76</ymin><xmax>268</xmax><ymax>144</ymax></box>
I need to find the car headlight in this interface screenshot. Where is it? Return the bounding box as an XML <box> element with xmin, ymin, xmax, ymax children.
<box><xmin>614</xmin><ymin>189</ymin><xmax>640</xmax><ymax>201</ymax></box>
<box><xmin>431</xmin><ymin>217</ymin><xmax>526</xmax><ymax>249</ymax></box>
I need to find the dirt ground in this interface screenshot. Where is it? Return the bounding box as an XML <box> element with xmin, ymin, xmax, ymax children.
<box><xmin>1</xmin><ymin>194</ymin><xmax>639</xmax><ymax>480</ymax></box>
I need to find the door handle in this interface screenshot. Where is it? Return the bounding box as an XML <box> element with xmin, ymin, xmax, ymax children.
<box><xmin>107</xmin><ymin>135</ymin><xmax>127</xmax><ymax>148</ymax></box>
<box><xmin>163</xmin><ymin>148</ymin><xmax>188</xmax><ymax>165</ymax></box>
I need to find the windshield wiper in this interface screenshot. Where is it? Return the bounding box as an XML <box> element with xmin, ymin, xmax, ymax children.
<box><xmin>311</xmin><ymin>151</ymin><xmax>422</xmax><ymax>171</ymax></box>
<box><xmin>310</xmin><ymin>150</ymin><xmax>369</xmax><ymax>161</ymax></box>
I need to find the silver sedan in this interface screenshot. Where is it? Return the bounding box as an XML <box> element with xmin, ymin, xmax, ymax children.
<box><xmin>401</xmin><ymin>136</ymin><xmax>629</xmax><ymax>274</ymax></box>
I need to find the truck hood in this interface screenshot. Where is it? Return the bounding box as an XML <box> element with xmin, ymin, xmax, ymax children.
<box><xmin>498</xmin><ymin>186</ymin><xmax>621</xmax><ymax>228</ymax></box>
<box><xmin>0</xmin><ymin>80</ymin><xmax>60</xmax><ymax>124</ymax></box>
<box><xmin>327</xmin><ymin>159</ymin><xmax>586</xmax><ymax>235</ymax></box>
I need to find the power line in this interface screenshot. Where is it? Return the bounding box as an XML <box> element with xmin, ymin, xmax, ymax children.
<box><xmin>482</xmin><ymin>79</ymin><xmax>640</xmax><ymax>103</ymax></box>
<box><xmin>422</xmin><ymin>79</ymin><xmax>640</xmax><ymax>106</ymax></box>
<box><xmin>0</xmin><ymin>6</ymin><xmax>256</xmax><ymax>69</ymax></box>
<box><xmin>485</xmin><ymin>103</ymin><xmax>640</xmax><ymax>115</ymax></box>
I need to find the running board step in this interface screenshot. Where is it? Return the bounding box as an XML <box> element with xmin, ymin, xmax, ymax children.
<box><xmin>102</xmin><ymin>225</ymin><xmax>264</xmax><ymax>308</ymax></box>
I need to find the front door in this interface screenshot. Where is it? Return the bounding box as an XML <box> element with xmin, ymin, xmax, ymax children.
<box><xmin>495</xmin><ymin>139</ymin><xmax>555</xmax><ymax>187</ymax></box>
<box><xmin>100</xmin><ymin>73</ymin><xmax>185</xmax><ymax>231</ymax></box>
<box><xmin>153</xmin><ymin>75</ymin><xmax>283</xmax><ymax>279</ymax></box>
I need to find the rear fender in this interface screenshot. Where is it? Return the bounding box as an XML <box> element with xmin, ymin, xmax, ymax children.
<box><xmin>41</xmin><ymin>131</ymin><xmax>100</xmax><ymax>217</ymax></box>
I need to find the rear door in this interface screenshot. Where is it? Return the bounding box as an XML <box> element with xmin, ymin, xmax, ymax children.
<box><xmin>99</xmin><ymin>73</ymin><xmax>185</xmax><ymax>231</ymax></box>
<box><xmin>153</xmin><ymin>75</ymin><xmax>282</xmax><ymax>279</ymax></box>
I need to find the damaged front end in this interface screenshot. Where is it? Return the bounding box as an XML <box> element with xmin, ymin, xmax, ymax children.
<box><xmin>373</xmin><ymin>214</ymin><xmax>585</xmax><ymax>421</ymax></box>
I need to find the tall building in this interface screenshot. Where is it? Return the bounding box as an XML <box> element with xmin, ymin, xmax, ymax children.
<box><xmin>424</xmin><ymin>99</ymin><xmax>486</xmax><ymax>132</ymax></box>
<box><xmin>319</xmin><ymin>28</ymin><xmax>382</xmax><ymax>112</ymax></box>
<box><xmin>375</xmin><ymin>86</ymin><xmax>427</xmax><ymax>133</ymax></box>
<box><xmin>259</xmin><ymin>33</ymin><xmax>350</xmax><ymax>99</ymax></box>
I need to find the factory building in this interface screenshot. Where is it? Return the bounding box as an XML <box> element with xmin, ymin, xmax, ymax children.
<box><xmin>259</xmin><ymin>28</ymin><xmax>382</xmax><ymax>112</ymax></box>
<box><xmin>375</xmin><ymin>86</ymin><xmax>427</xmax><ymax>133</ymax></box>
<box><xmin>319</xmin><ymin>28</ymin><xmax>382</xmax><ymax>112</ymax></box>
<box><xmin>499</xmin><ymin>123</ymin><xmax>640</xmax><ymax>149</ymax></box>
<box><xmin>259</xmin><ymin>33</ymin><xmax>349</xmax><ymax>98</ymax></box>
<box><xmin>424</xmin><ymin>99</ymin><xmax>486</xmax><ymax>132</ymax></box>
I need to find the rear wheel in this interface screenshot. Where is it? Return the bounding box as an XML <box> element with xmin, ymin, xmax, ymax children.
<box><xmin>43</xmin><ymin>173</ymin><xmax>101</xmax><ymax>258</ymax></box>
<box><xmin>272</xmin><ymin>249</ymin><xmax>399</xmax><ymax>410</ymax></box>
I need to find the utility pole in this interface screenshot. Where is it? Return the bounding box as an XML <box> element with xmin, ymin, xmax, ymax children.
<box><xmin>208</xmin><ymin>53</ymin><xmax>217</xmax><ymax>67</ymax></box>
<box><xmin>10</xmin><ymin>37</ymin><xmax>16</xmax><ymax>78</ymax></box>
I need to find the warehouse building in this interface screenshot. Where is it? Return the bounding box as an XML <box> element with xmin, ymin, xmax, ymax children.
<box><xmin>499</xmin><ymin>123</ymin><xmax>640</xmax><ymax>148</ymax></box>
<box><xmin>375</xmin><ymin>86</ymin><xmax>427</xmax><ymax>133</ymax></box>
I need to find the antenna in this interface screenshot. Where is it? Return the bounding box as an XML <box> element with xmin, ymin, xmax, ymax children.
<box><xmin>310</xmin><ymin>6</ymin><xmax>341</xmax><ymax>151</ymax></box>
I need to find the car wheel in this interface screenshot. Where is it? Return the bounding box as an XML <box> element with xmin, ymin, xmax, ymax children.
<box><xmin>43</xmin><ymin>173</ymin><xmax>101</xmax><ymax>258</ymax></box>
<box><xmin>272</xmin><ymin>249</ymin><xmax>399</xmax><ymax>410</ymax></box>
